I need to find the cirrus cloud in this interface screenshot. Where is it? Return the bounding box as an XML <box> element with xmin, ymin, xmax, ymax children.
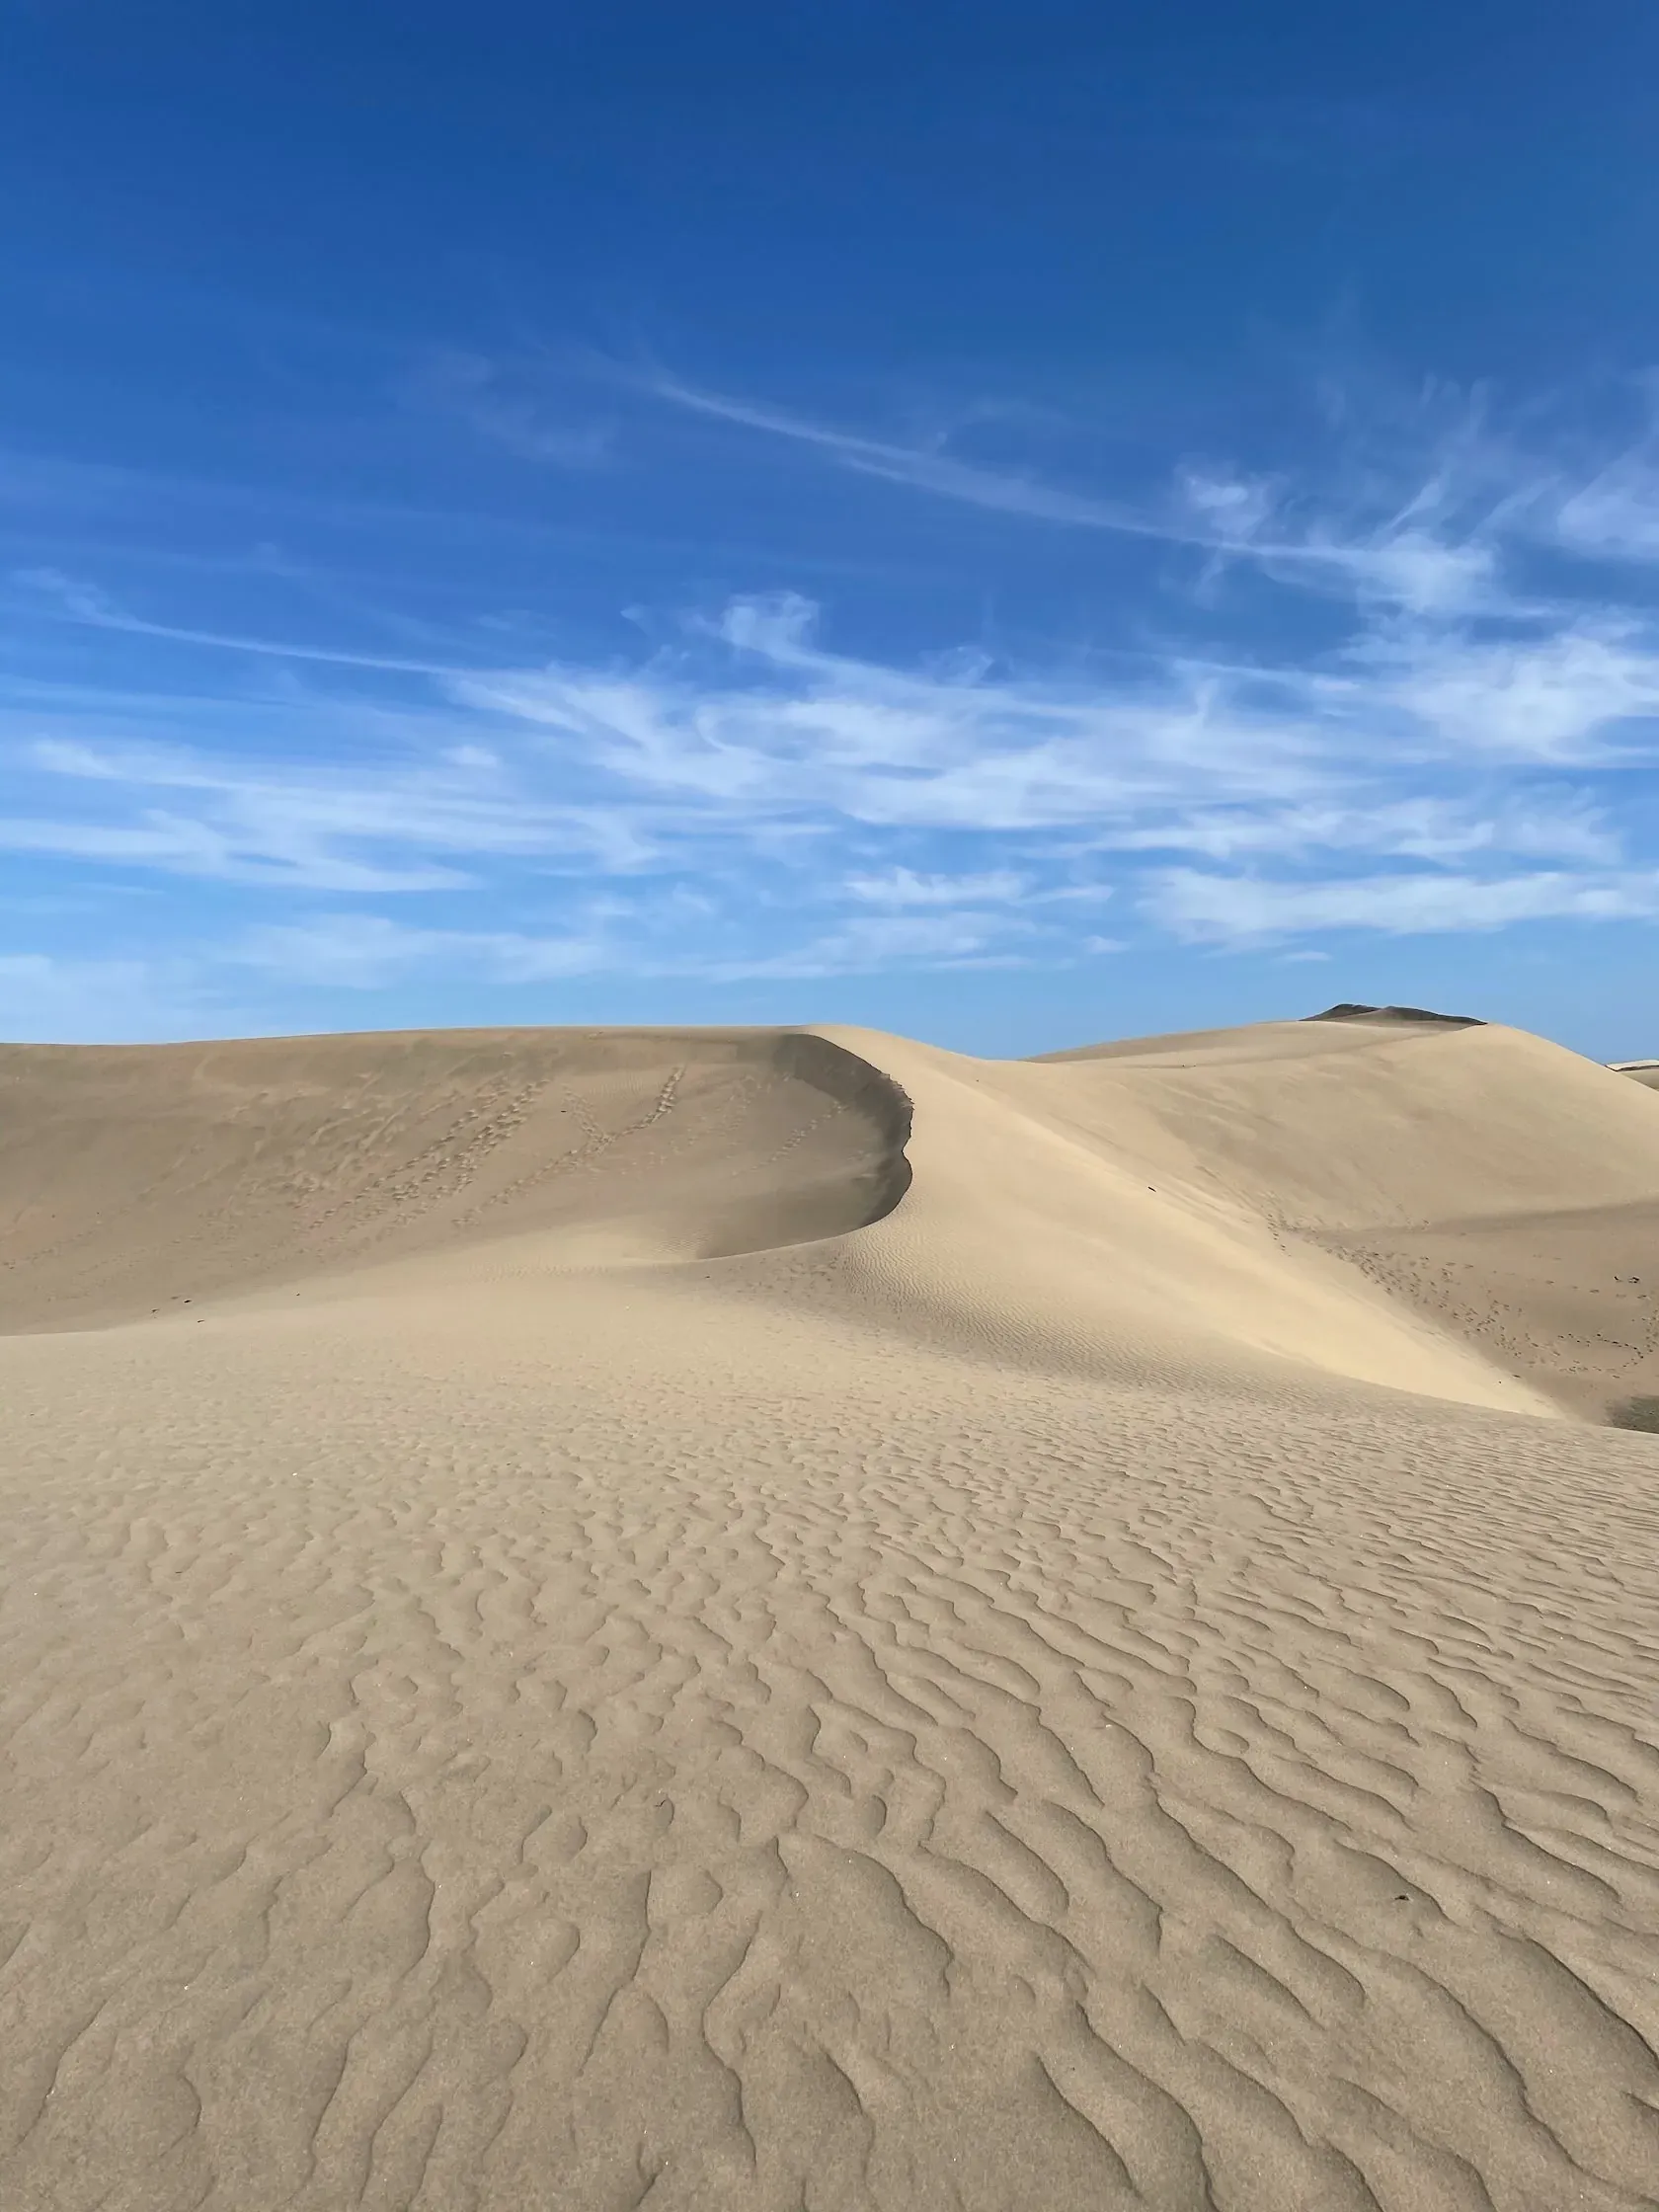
<box><xmin>7</xmin><ymin>366</ymin><xmax>1659</xmax><ymax>1029</ymax></box>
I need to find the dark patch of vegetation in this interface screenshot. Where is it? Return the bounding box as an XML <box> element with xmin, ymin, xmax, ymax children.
<box><xmin>1307</xmin><ymin>1002</ymin><xmax>1484</xmax><ymax>1027</ymax></box>
<box><xmin>1608</xmin><ymin>1395</ymin><xmax>1659</xmax><ymax>1433</ymax></box>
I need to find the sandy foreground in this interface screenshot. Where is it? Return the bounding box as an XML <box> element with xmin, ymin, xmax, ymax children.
<box><xmin>3</xmin><ymin>1010</ymin><xmax>1658</xmax><ymax>2211</ymax></box>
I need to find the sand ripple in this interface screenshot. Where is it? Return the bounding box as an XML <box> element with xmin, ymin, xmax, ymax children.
<box><xmin>3</xmin><ymin>1015</ymin><xmax>1658</xmax><ymax>2208</ymax></box>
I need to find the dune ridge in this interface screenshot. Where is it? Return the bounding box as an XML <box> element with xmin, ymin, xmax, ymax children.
<box><xmin>0</xmin><ymin>1026</ymin><xmax>912</xmax><ymax>1332</ymax></box>
<box><xmin>3</xmin><ymin>1014</ymin><xmax>1659</xmax><ymax>2210</ymax></box>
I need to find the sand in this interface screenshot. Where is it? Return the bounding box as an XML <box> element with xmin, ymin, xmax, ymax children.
<box><xmin>3</xmin><ymin>1012</ymin><xmax>1658</xmax><ymax>2210</ymax></box>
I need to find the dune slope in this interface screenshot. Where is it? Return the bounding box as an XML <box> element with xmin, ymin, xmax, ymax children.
<box><xmin>3</xmin><ymin>1016</ymin><xmax>1658</xmax><ymax>2212</ymax></box>
<box><xmin>0</xmin><ymin>1026</ymin><xmax>911</xmax><ymax>1332</ymax></box>
<box><xmin>1021</xmin><ymin>1012</ymin><xmax>1659</xmax><ymax>1419</ymax></box>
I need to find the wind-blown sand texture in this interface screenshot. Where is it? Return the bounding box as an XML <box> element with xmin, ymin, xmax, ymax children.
<box><xmin>3</xmin><ymin>1012</ymin><xmax>1659</xmax><ymax>2211</ymax></box>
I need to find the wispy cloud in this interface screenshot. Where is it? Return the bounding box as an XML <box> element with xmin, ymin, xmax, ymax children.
<box><xmin>452</xmin><ymin>584</ymin><xmax>1659</xmax><ymax>840</ymax></box>
<box><xmin>640</xmin><ymin>371</ymin><xmax>1503</xmax><ymax>611</ymax></box>
<box><xmin>230</xmin><ymin>903</ymin><xmax>1027</xmax><ymax>988</ymax></box>
<box><xmin>233</xmin><ymin>912</ymin><xmax>614</xmax><ymax>988</ymax></box>
<box><xmin>1552</xmin><ymin>453</ymin><xmax>1659</xmax><ymax>560</ymax></box>
<box><xmin>411</xmin><ymin>352</ymin><xmax>617</xmax><ymax>468</ymax></box>
<box><xmin>845</xmin><ymin>866</ymin><xmax>1030</xmax><ymax>907</ymax></box>
<box><xmin>6</xmin><ymin>723</ymin><xmax>652</xmax><ymax>890</ymax></box>
<box><xmin>1148</xmin><ymin>867</ymin><xmax>1659</xmax><ymax>942</ymax></box>
<box><xmin>9</xmin><ymin>550</ymin><xmax>1659</xmax><ymax>984</ymax></box>
<box><xmin>1091</xmin><ymin>791</ymin><xmax>1621</xmax><ymax>866</ymax></box>
<box><xmin>643</xmin><ymin>371</ymin><xmax>1167</xmax><ymax>534</ymax></box>
<box><xmin>687</xmin><ymin>908</ymin><xmax>1027</xmax><ymax>982</ymax></box>
<box><xmin>9</xmin><ymin>366</ymin><xmax>1659</xmax><ymax>1035</ymax></box>
<box><xmin>1356</xmin><ymin>621</ymin><xmax>1659</xmax><ymax>762</ymax></box>
<box><xmin>12</xmin><ymin>567</ymin><xmax>460</xmax><ymax>676</ymax></box>
<box><xmin>0</xmin><ymin>951</ymin><xmax>210</xmax><ymax>1043</ymax></box>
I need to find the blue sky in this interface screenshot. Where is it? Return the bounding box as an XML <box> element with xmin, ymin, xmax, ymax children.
<box><xmin>5</xmin><ymin>1</ymin><xmax>1659</xmax><ymax>1054</ymax></box>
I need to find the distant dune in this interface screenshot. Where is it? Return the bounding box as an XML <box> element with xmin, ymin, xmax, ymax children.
<box><xmin>4</xmin><ymin>1012</ymin><xmax>1659</xmax><ymax>2210</ymax></box>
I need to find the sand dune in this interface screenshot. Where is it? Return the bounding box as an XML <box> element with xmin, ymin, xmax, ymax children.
<box><xmin>0</xmin><ymin>1027</ymin><xmax>911</xmax><ymax>1332</ymax></box>
<box><xmin>3</xmin><ymin>1012</ymin><xmax>1659</xmax><ymax>2210</ymax></box>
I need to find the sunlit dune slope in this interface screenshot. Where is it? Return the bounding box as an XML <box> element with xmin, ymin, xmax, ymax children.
<box><xmin>1017</xmin><ymin>1010</ymin><xmax>1659</xmax><ymax>1419</ymax></box>
<box><xmin>6</xmin><ymin>1008</ymin><xmax>1658</xmax><ymax>1417</ymax></box>
<box><xmin>773</xmin><ymin>1011</ymin><xmax>1658</xmax><ymax>1419</ymax></box>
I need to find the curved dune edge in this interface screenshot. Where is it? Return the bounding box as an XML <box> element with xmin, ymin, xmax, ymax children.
<box><xmin>0</xmin><ymin>1025</ymin><xmax>914</xmax><ymax>1333</ymax></box>
<box><xmin>798</xmin><ymin>1024</ymin><xmax>1540</xmax><ymax>1417</ymax></box>
<box><xmin>9</xmin><ymin>1012</ymin><xmax>1659</xmax><ymax>1418</ymax></box>
<box><xmin>797</xmin><ymin>1013</ymin><xmax>1659</xmax><ymax>1420</ymax></box>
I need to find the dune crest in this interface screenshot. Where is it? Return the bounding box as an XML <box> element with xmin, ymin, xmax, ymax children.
<box><xmin>4</xmin><ymin>1014</ymin><xmax>1659</xmax><ymax>2210</ymax></box>
<box><xmin>0</xmin><ymin>1026</ymin><xmax>911</xmax><ymax>1331</ymax></box>
<box><xmin>12</xmin><ymin>1011</ymin><xmax>1659</xmax><ymax>1416</ymax></box>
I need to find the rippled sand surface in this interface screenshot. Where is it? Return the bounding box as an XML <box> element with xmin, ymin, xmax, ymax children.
<box><xmin>4</xmin><ymin>1015</ymin><xmax>1658</xmax><ymax>2210</ymax></box>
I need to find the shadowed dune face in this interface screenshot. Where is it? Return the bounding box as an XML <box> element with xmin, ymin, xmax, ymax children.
<box><xmin>0</xmin><ymin>1027</ymin><xmax>912</xmax><ymax>1332</ymax></box>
